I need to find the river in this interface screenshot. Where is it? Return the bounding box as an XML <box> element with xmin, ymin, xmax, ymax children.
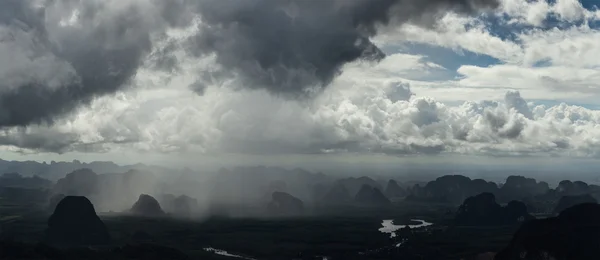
<box><xmin>378</xmin><ymin>219</ymin><xmax>433</xmax><ymax>238</ymax></box>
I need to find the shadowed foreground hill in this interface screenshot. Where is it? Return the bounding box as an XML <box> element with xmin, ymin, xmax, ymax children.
<box><xmin>44</xmin><ymin>196</ymin><xmax>111</xmax><ymax>247</ymax></box>
<box><xmin>496</xmin><ymin>203</ymin><xmax>600</xmax><ymax>260</ymax></box>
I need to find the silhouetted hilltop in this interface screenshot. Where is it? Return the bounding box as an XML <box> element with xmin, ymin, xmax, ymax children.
<box><xmin>553</xmin><ymin>194</ymin><xmax>597</xmax><ymax>214</ymax></box>
<box><xmin>0</xmin><ymin>159</ymin><xmax>170</xmax><ymax>181</ymax></box>
<box><xmin>354</xmin><ymin>185</ymin><xmax>390</xmax><ymax>206</ymax></box>
<box><xmin>497</xmin><ymin>176</ymin><xmax>549</xmax><ymax>202</ymax></box>
<box><xmin>496</xmin><ymin>203</ymin><xmax>600</xmax><ymax>260</ymax></box>
<box><xmin>158</xmin><ymin>193</ymin><xmax>198</xmax><ymax>217</ymax></box>
<box><xmin>555</xmin><ymin>180</ymin><xmax>596</xmax><ymax>194</ymax></box>
<box><xmin>454</xmin><ymin>193</ymin><xmax>531</xmax><ymax>226</ymax></box>
<box><xmin>130</xmin><ymin>194</ymin><xmax>164</xmax><ymax>217</ymax></box>
<box><xmin>339</xmin><ymin>176</ymin><xmax>381</xmax><ymax>197</ymax></box>
<box><xmin>53</xmin><ymin>168</ymin><xmax>159</xmax><ymax>212</ymax></box>
<box><xmin>104</xmin><ymin>169</ymin><xmax>159</xmax><ymax>210</ymax></box>
<box><xmin>408</xmin><ymin>175</ymin><xmax>498</xmax><ymax>204</ymax></box>
<box><xmin>405</xmin><ymin>174</ymin><xmax>598</xmax><ymax>209</ymax></box>
<box><xmin>44</xmin><ymin>196</ymin><xmax>110</xmax><ymax>247</ymax></box>
<box><xmin>268</xmin><ymin>191</ymin><xmax>304</xmax><ymax>216</ymax></box>
<box><xmin>259</xmin><ymin>180</ymin><xmax>289</xmax><ymax>204</ymax></box>
<box><xmin>54</xmin><ymin>168</ymin><xmax>99</xmax><ymax>197</ymax></box>
<box><xmin>384</xmin><ymin>179</ymin><xmax>406</xmax><ymax>199</ymax></box>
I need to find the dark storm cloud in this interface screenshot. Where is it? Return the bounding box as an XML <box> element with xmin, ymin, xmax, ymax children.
<box><xmin>189</xmin><ymin>0</ymin><xmax>500</xmax><ymax>97</ymax></box>
<box><xmin>0</xmin><ymin>0</ymin><xmax>499</xmax><ymax>130</ymax></box>
<box><xmin>0</xmin><ymin>0</ymin><xmax>155</xmax><ymax>127</ymax></box>
<box><xmin>0</xmin><ymin>128</ymin><xmax>80</xmax><ymax>153</ymax></box>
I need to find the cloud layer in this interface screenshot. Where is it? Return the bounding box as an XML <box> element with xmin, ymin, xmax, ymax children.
<box><xmin>0</xmin><ymin>0</ymin><xmax>499</xmax><ymax>128</ymax></box>
<box><xmin>5</xmin><ymin>55</ymin><xmax>600</xmax><ymax>158</ymax></box>
<box><xmin>190</xmin><ymin>0</ymin><xmax>499</xmax><ymax>96</ymax></box>
<box><xmin>2</xmin><ymin>0</ymin><xmax>600</xmax><ymax>160</ymax></box>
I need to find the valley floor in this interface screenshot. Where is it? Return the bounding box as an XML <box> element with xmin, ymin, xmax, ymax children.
<box><xmin>0</xmin><ymin>202</ymin><xmax>518</xmax><ymax>260</ymax></box>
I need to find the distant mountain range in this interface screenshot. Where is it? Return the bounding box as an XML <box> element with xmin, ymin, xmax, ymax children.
<box><xmin>0</xmin><ymin>159</ymin><xmax>171</xmax><ymax>180</ymax></box>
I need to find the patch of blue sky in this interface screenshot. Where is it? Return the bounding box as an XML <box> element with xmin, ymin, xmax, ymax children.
<box><xmin>583</xmin><ymin>0</ymin><xmax>600</xmax><ymax>30</ymax></box>
<box><xmin>381</xmin><ymin>42</ymin><xmax>501</xmax><ymax>80</ymax></box>
<box><xmin>571</xmin><ymin>0</ymin><xmax>598</xmax><ymax>9</ymax></box>
<box><xmin>483</xmin><ymin>2</ymin><xmax>600</xmax><ymax>38</ymax></box>
<box><xmin>479</xmin><ymin>13</ymin><xmax>527</xmax><ymax>43</ymax></box>
<box><xmin>543</xmin><ymin>0</ymin><xmax>600</xmax><ymax>29</ymax></box>
<box><xmin>531</xmin><ymin>58</ymin><xmax>553</xmax><ymax>68</ymax></box>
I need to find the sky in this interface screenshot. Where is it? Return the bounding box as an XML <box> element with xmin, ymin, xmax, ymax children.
<box><xmin>1</xmin><ymin>0</ymin><xmax>600</xmax><ymax>168</ymax></box>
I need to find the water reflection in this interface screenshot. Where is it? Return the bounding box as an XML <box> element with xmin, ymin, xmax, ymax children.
<box><xmin>204</xmin><ymin>247</ymin><xmax>256</xmax><ymax>260</ymax></box>
<box><xmin>378</xmin><ymin>219</ymin><xmax>433</xmax><ymax>238</ymax></box>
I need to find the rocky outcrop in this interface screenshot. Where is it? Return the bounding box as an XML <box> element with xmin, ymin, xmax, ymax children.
<box><xmin>496</xmin><ymin>203</ymin><xmax>600</xmax><ymax>260</ymax></box>
<box><xmin>354</xmin><ymin>185</ymin><xmax>390</xmax><ymax>206</ymax></box>
<box><xmin>384</xmin><ymin>180</ymin><xmax>406</xmax><ymax>199</ymax></box>
<box><xmin>130</xmin><ymin>194</ymin><xmax>164</xmax><ymax>216</ymax></box>
<box><xmin>454</xmin><ymin>193</ymin><xmax>532</xmax><ymax>226</ymax></box>
<box><xmin>44</xmin><ymin>196</ymin><xmax>110</xmax><ymax>247</ymax></box>
<box><xmin>267</xmin><ymin>191</ymin><xmax>304</xmax><ymax>215</ymax></box>
<box><xmin>553</xmin><ymin>194</ymin><xmax>597</xmax><ymax>214</ymax></box>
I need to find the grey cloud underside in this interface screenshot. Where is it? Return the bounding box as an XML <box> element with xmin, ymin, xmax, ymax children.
<box><xmin>0</xmin><ymin>0</ymin><xmax>499</xmax><ymax>128</ymax></box>
<box><xmin>190</xmin><ymin>0</ymin><xmax>500</xmax><ymax>97</ymax></box>
<box><xmin>0</xmin><ymin>0</ymin><xmax>502</xmax><ymax>154</ymax></box>
<box><xmin>0</xmin><ymin>0</ymin><xmax>154</xmax><ymax>127</ymax></box>
<box><xmin>4</xmin><ymin>82</ymin><xmax>599</xmax><ymax>157</ymax></box>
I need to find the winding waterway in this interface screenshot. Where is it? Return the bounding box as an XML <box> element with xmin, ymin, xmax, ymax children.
<box><xmin>378</xmin><ymin>219</ymin><xmax>433</xmax><ymax>238</ymax></box>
